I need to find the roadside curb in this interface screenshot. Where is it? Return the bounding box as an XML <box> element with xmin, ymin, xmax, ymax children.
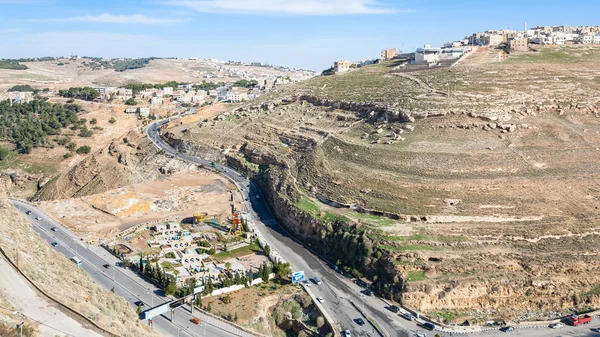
<box><xmin>346</xmin><ymin>298</ymin><xmax>388</xmax><ymax>337</ymax></box>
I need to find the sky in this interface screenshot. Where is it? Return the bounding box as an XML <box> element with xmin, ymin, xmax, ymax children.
<box><xmin>0</xmin><ymin>0</ymin><xmax>597</xmax><ymax>70</ymax></box>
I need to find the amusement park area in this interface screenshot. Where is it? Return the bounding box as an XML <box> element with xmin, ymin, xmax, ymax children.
<box><xmin>105</xmin><ymin>206</ymin><xmax>272</xmax><ymax>292</ymax></box>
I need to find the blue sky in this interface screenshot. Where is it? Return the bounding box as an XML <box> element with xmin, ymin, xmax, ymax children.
<box><xmin>0</xmin><ymin>0</ymin><xmax>597</xmax><ymax>70</ymax></box>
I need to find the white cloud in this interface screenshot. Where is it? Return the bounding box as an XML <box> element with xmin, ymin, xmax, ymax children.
<box><xmin>166</xmin><ymin>0</ymin><xmax>405</xmax><ymax>15</ymax></box>
<box><xmin>34</xmin><ymin>13</ymin><xmax>184</xmax><ymax>24</ymax></box>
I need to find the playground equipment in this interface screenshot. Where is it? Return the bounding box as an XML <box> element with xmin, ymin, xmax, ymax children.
<box><xmin>193</xmin><ymin>212</ymin><xmax>208</xmax><ymax>224</ymax></box>
<box><xmin>229</xmin><ymin>209</ymin><xmax>243</xmax><ymax>235</ymax></box>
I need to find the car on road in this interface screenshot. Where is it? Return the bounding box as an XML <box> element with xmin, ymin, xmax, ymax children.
<box><xmin>103</xmin><ymin>264</ymin><xmax>111</xmax><ymax>269</ymax></box>
<box><xmin>190</xmin><ymin>317</ymin><xmax>201</xmax><ymax>325</ymax></box>
<box><xmin>316</xmin><ymin>297</ymin><xmax>324</xmax><ymax>303</ymax></box>
<box><xmin>343</xmin><ymin>330</ymin><xmax>351</xmax><ymax>337</ymax></box>
<box><xmin>361</xmin><ymin>289</ymin><xmax>372</xmax><ymax>296</ymax></box>
<box><xmin>25</xmin><ymin>211</ymin><xmax>32</xmax><ymax>215</ymax></box>
<box><xmin>423</xmin><ymin>322</ymin><xmax>436</xmax><ymax>331</ymax></box>
<box><xmin>548</xmin><ymin>323</ymin><xmax>564</xmax><ymax>329</ymax></box>
<box><xmin>51</xmin><ymin>242</ymin><xmax>58</xmax><ymax>247</ymax></box>
<box><xmin>302</xmin><ymin>280</ymin><xmax>311</xmax><ymax>287</ymax></box>
<box><xmin>313</xmin><ymin>276</ymin><xmax>322</xmax><ymax>285</ymax></box>
<box><xmin>134</xmin><ymin>301</ymin><xmax>145</xmax><ymax>307</ymax></box>
<box><xmin>413</xmin><ymin>333</ymin><xmax>427</xmax><ymax>337</ymax></box>
<box><xmin>401</xmin><ymin>312</ymin><xmax>416</xmax><ymax>321</ymax></box>
<box><xmin>388</xmin><ymin>305</ymin><xmax>400</xmax><ymax>313</ymax></box>
<box><xmin>354</xmin><ymin>318</ymin><xmax>365</xmax><ymax>326</ymax></box>
<box><xmin>35</xmin><ymin>217</ymin><xmax>42</xmax><ymax>221</ymax></box>
<box><xmin>50</xmin><ymin>227</ymin><xmax>57</xmax><ymax>231</ymax></box>
<box><xmin>499</xmin><ymin>326</ymin><xmax>514</xmax><ymax>332</ymax></box>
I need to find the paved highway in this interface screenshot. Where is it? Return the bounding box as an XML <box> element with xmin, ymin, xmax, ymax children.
<box><xmin>146</xmin><ymin>118</ymin><xmax>411</xmax><ymax>337</ymax></box>
<box><xmin>146</xmin><ymin>114</ymin><xmax>600</xmax><ymax>337</ymax></box>
<box><xmin>10</xmin><ymin>199</ymin><xmax>254</xmax><ymax>337</ymax></box>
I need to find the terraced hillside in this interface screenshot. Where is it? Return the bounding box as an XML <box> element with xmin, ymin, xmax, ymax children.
<box><xmin>164</xmin><ymin>45</ymin><xmax>600</xmax><ymax>323</ymax></box>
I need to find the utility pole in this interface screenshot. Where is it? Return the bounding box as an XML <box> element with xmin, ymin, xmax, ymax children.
<box><xmin>16</xmin><ymin>322</ymin><xmax>23</xmax><ymax>337</ymax></box>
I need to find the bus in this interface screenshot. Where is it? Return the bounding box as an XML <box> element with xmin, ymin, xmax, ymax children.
<box><xmin>71</xmin><ymin>256</ymin><xmax>82</xmax><ymax>266</ymax></box>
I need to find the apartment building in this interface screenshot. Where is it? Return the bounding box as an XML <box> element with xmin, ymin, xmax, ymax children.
<box><xmin>510</xmin><ymin>37</ymin><xmax>529</xmax><ymax>51</ymax></box>
<box><xmin>333</xmin><ymin>60</ymin><xmax>352</xmax><ymax>73</ymax></box>
<box><xmin>381</xmin><ymin>48</ymin><xmax>398</xmax><ymax>61</ymax></box>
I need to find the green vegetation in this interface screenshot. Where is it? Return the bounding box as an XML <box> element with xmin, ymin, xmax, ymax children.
<box><xmin>585</xmin><ymin>284</ymin><xmax>600</xmax><ymax>296</ymax></box>
<box><xmin>164</xmin><ymin>252</ymin><xmax>176</xmax><ymax>259</ymax></box>
<box><xmin>120</xmin><ymin>81</ymin><xmax>181</xmax><ymax>94</ymax></box>
<box><xmin>192</xmin><ymin>81</ymin><xmax>225</xmax><ymax>91</ymax></box>
<box><xmin>506</xmin><ymin>47</ymin><xmax>600</xmax><ymax>64</ymax></box>
<box><xmin>295</xmin><ymin>195</ymin><xmax>320</xmax><ymax>215</ymax></box>
<box><xmin>108</xmin><ymin>117</ymin><xmax>116</xmax><ymax>124</ymax></box>
<box><xmin>8</xmin><ymin>85</ymin><xmax>36</xmax><ymax>92</ymax></box>
<box><xmin>112</xmin><ymin>58</ymin><xmax>155</xmax><ymax>72</ymax></box>
<box><xmin>125</xmin><ymin>98</ymin><xmax>137</xmax><ymax>106</ymax></box>
<box><xmin>352</xmin><ymin>212</ymin><xmax>397</xmax><ymax>227</ymax></box>
<box><xmin>76</xmin><ymin>145</ymin><xmax>91</xmax><ymax>154</ymax></box>
<box><xmin>212</xmin><ymin>243</ymin><xmax>262</xmax><ymax>260</ymax></box>
<box><xmin>379</xmin><ymin>243</ymin><xmax>439</xmax><ymax>252</ymax></box>
<box><xmin>0</xmin><ymin>146</ymin><xmax>10</xmax><ymax>160</ymax></box>
<box><xmin>58</xmin><ymin>87</ymin><xmax>100</xmax><ymax>101</ymax></box>
<box><xmin>0</xmin><ymin>59</ymin><xmax>28</xmax><ymax>70</ymax></box>
<box><xmin>406</xmin><ymin>270</ymin><xmax>426</xmax><ymax>282</ymax></box>
<box><xmin>0</xmin><ymin>99</ymin><xmax>81</xmax><ymax>153</ymax></box>
<box><xmin>233</xmin><ymin>79</ymin><xmax>257</xmax><ymax>88</ymax></box>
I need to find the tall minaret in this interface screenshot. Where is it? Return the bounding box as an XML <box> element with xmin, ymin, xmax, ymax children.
<box><xmin>524</xmin><ymin>22</ymin><xmax>527</xmax><ymax>35</ymax></box>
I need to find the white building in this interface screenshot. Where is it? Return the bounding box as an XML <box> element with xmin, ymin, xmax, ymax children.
<box><xmin>226</xmin><ymin>88</ymin><xmax>248</xmax><ymax>103</ymax></box>
<box><xmin>139</xmin><ymin>107</ymin><xmax>150</xmax><ymax>118</ymax></box>
<box><xmin>162</xmin><ymin>87</ymin><xmax>174</xmax><ymax>95</ymax></box>
<box><xmin>125</xmin><ymin>107</ymin><xmax>137</xmax><ymax>113</ymax></box>
<box><xmin>151</xmin><ymin>97</ymin><xmax>163</xmax><ymax>105</ymax></box>
<box><xmin>415</xmin><ymin>45</ymin><xmax>441</xmax><ymax>65</ymax></box>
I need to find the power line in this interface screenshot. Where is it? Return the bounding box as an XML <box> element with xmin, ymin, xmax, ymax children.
<box><xmin>0</xmin><ymin>306</ymin><xmax>79</xmax><ymax>337</ymax></box>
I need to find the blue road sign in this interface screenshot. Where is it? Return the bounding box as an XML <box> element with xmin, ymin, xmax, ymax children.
<box><xmin>292</xmin><ymin>271</ymin><xmax>305</xmax><ymax>283</ymax></box>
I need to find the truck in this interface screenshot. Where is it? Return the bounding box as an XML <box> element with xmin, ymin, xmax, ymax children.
<box><xmin>71</xmin><ymin>256</ymin><xmax>82</xmax><ymax>266</ymax></box>
<box><xmin>568</xmin><ymin>314</ymin><xmax>592</xmax><ymax>326</ymax></box>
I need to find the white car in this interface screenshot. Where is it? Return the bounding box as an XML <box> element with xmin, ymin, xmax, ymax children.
<box><xmin>549</xmin><ymin>323</ymin><xmax>564</xmax><ymax>329</ymax></box>
<box><xmin>343</xmin><ymin>330</ymin><xmax>351</xmax><ymax>337</ymax></box>
<box><xmin>317</xmin><ymin>297</ymin><xmax>324</xmax><ymax>303</ymax></box>
<box><xmin>302</xmin><ymin>280</ymin><xmax>311</xmax><ymax>287</ymax></box>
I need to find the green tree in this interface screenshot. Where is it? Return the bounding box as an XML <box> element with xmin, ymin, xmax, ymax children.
<box><xmin>66</xmin><ymin>141</ymin><xmax>77</xmax><ymax>151</ymax></box>
<box><xmin>109</xmin><ymin>117</ymin><xmax>116</xmax><ymax>124</ymax></box>
<box><xmin>136</xmin><ymin>303</ymin><xmax>142</xmax><ymax>315</ymax></box>
<box><xmin>125</xmin><ymin>98</ymin><xmax>137</xmax><ymax>106</ymax></box>
<box><xmin>165</xmin><ymin>282</ymin><xmax>177</xmax><ymax>295</ymax></box>
<box><xmin>63</xmin><ymin>152</ymin><xmax>72</xmax><ymax>159</ymax></box>
<box><xmin>264</xmin><ymin>244</ymin><xmax>271</xmax><ymax>257</ymax></box>
<box><xmin>89</xmin><ymin>118</ymin><xmax>97</xmax><ymax>125</ymax></box>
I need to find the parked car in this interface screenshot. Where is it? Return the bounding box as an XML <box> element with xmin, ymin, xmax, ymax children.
<box><xmin>343</xmin><ymin>330</ymin><xmax>351</xmax><ymax>337</ymax></box>
<box><xmin>388</xmin><ymin>305</ymin><xmax>400</xmax><ymax>313</ymax></box>
<box><xmin>50</xmin><ymin>227</ymin><xmax>58</xmax><ymax>232</ymax></box>
<box><xmin>354</xmin><ymin>318</ymin><xmax>365</xmax><ymax>326</ymax></box>
<box><xmin>35</xmin><ymin>217</ymin><xmax>42</xmax><ymax>221</ymax></box>
<box><xmin>423</xmin><ymin>322</ymin><xmax>436</xmax><ymax>331</ymax></box>
<box><xmin>313</xmin><ymin>277</ymin><xmax>322</xmax><ymax>285</ymax></box>
<box><xmin>51</xmin><ymin>242</ymin><xmax>58</xmax><ymax>247</ymax></box>
<box><xmin>316</xmin><ymin>297</ymin><xmax>324</xmax><ymax>303</ymax></box>
<box><xmin>103</xmin><ymin>264</ymin><xmax>111</xmax><ymax>269</ymax></box>
<box><xmin>499</xmin><ymin>326</ymin><xmax>514</xmax><ymax>332</ymax></box>
<box><xmin>190</xmin><ymin>317</ymin><xmax>201</xmax><ymax>325</ymax></box>
<box><xmin>549</xmin><ymin>323</ymin><xmax>564</xmax><ymax>329</ymax></box>
<box><xmin>25</xmin><ymin>211</ymin><xmax>32</xmax><ymax>215</ymax></box>
<box><xmin>302</xmin><ymin>280</ymin><xmax>311</xmax><ymax>287</ymax></box>
<box><xmin>362</xmin><ymin>289</ymin><xmax>372</xmax><ymax>296</ymax></box>
<box><xmin>401</xmin><ymin>312</ymin><xmax>416</xmax><ymax>321</ymax></box>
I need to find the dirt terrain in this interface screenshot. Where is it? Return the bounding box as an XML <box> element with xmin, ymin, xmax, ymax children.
<box><xmin>39</xmin><ymin>169</ymin><xmax>237</xmax><ymax>240</ymax></box>
<box><xmin>164</xmin><ymin>45</ymin><xmax>600</xmax><ymax>322</ymax></box>
<box><xmin>0</xmin><ymin>58</ymin><xmax>301</xmax><ymax>94</ymax></box>
<box><xmin>0</xmin><ymin>187</ymin><xmax>158</xmax><ymax>337</ymax></box>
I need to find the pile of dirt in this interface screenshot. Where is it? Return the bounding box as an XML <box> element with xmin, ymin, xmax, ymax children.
<box><xmin>0</xmin><ymin>187</ymin><xmax>158</xmax><ymax>337</ymax></box>
<box><xmin>35</xmin><ymin>130</ymin><xmax>193</xmax><ymax>201</ymax></box>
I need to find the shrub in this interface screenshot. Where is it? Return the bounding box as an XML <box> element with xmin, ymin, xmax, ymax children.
<box><xmin>76</xmin><ymin>145</ymin><xmax>91</xmax><ymax>154</ymax></box>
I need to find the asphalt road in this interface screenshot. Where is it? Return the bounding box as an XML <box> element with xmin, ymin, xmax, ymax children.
<box><xmin>10</xmin><ymin>199</ymin><xmax>252</xmax><ymax>337</ymax></box>
<box><xmin>146</xmin><ymin>114</ymin><xmax>600</xmax><ymax>337</ymax></box>
<box><xmin>146</xmin><ymin>118</ymin><xmax>410</xmax><ymax>337</ymax></box>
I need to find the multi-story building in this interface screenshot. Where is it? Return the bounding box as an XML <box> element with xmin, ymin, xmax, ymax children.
<box><xmin>510</xmin><ymin>37</ymin><xmax>529</xmax><ymax>51</ymax></box>
<box><xmin>381</xmin><ymin>48</ymin><xmax>398</xmax><ymax>61</ymax></box>
<box><xmin>151</xmin><ymin>97</ymin><xmax>163</xmax><ymax>105</ymax></box>
<box><xmin>139</xmin><ymin>107</ymin><xmax>150</xmax><ymax>118</ymax></box>
<box><xmin>226</xmin><ymin>88</ymin><xmax>248</xmax><ymax>103</ymax></box>
<box><xmin>333</xmin><ymin>60</ymin><xmax>352</xmax><ymax>73</ymax></box>
<box><xmin>414</xmin><ymin>45</ymin><xmax>441</xmax><ymax>65</ymax></box>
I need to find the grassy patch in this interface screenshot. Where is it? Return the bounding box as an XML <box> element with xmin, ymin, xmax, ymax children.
<box><xmin>212</xmin><ymin>243</ymin><xmax>263</xmax><ymax>261</ymax></box>
<box><xmin>321</xmin><ymin>212</ymin><xmax>350</xmax><ymax>224</ymax></box>
<box><xmin>585</xmin><ymin>284</ymin><xmax>600</xmax><ymax>296</ymax></box>
<box><xmin>351</xmin><ymin>212</ymin><xmax>397</xmax><ymax>227</ymax></box>
<box><xmin>406</xmin><ymin>270</ymin><xmax>426</xmax><ymax>282</ymax></box>
<box><xmin>161</xmin><ymin>261</ymin><xmax>175</xmax><ymax>271</ymax></box>
<box><xmin>379</xmin><ymin>243</ymin><xmax>439</xmax><ymax>252</ymax></box>
<box><xmin>295</xmin><ymin>195</ymin><xmax>320</xmax><ymax>215</ymax></box>
<box><xmin>506</xmin><ymin>47</ymin><xmax>600</xmax><ymax>64</ymax></box>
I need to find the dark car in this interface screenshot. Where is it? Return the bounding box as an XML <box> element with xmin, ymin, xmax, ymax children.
<box><xmin>51</xmin><ymin>242</ymin><xmax>58</xmax><ymax>247</ymax></box>
<box><xmin>134</xmin><ymin>301</ymin><xmax>145</xmax><ymax>307</ymax></box>
<box><xmin>25</xmin><ymin>211</ymin><xmax>32</xmax><ymax>215</ymax></box>
<box><xmin>103</xmin><ymin>264</ymin><xmax>111</xmax><ymax>269</ymax></box>
<box><xmin>354</xmin><ymin>318</ymin><xmax>365</xmax><ymax>326</ymax></box>
<box><xmin>499</xmin><ymin>327</ymin><xmax>514</xmax><ymax>332</ymax></box>
<box><xmin>362</xmin><ymin>289</ymin><xmax>372</xmax><ymax>296</ymax></box>
<box><xmin>423</xmin><ymin>322</ymin><xmax>436</xmax><ymax>331</ymax></box>
<box><xmin>50</xmin><ymin>227</ymin><xmax>58</xmax><ymax>232</ymax></box>
<box><xmin>388</xmin><ymin>305</ymin><xmax>400</xmax><ymax>313</ymax></box>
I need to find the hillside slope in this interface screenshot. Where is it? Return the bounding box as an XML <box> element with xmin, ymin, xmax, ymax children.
<box><xmin>164</xmin><ymin>45</ymin><xmax>600</xmax><ymax>322</ymax></box>
<box><xmin>0</xmin><ymin>188</ymin><xmax>158</xmax><ymax>337</ymax></box>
